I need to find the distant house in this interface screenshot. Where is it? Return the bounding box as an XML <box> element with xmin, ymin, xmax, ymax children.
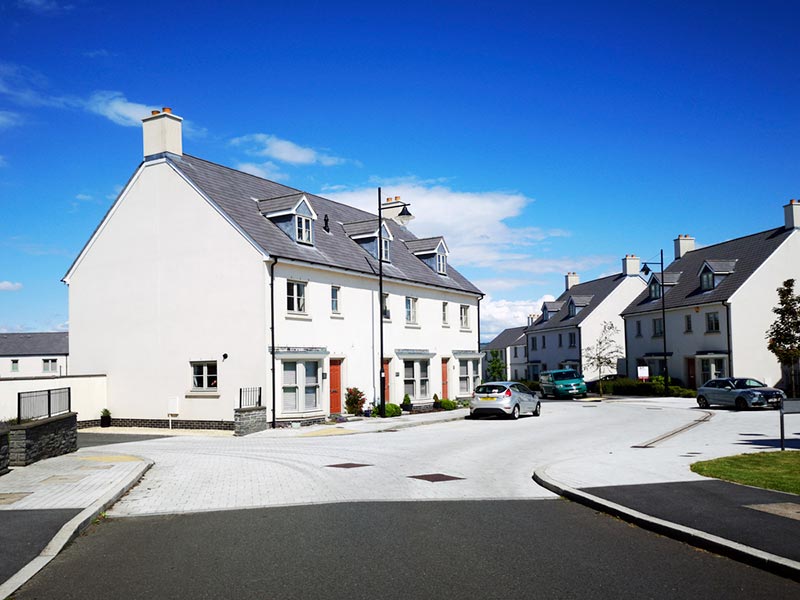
<box><xmin>63</xmin><ymin>109</ymin><xmax>482</xmax><ymax>428</ymax></box>
<box><xmin>483</xmin><ymin>325</ymin><xmax>528</xmax><ymax>381</ymax></box>
<box><xmin>526</xmin><ymin>256</ymin><xmax>646</xmax><ymax>381</ymax></box>
<box><xmin>622</xmin><ymin>201</ymin><xmax>800</xmax><ymax>389</ymax></box>
<box><xmin>0</xmin><ymin>332</ymin><xmax>69</xmax><ymax>378</ymax></box>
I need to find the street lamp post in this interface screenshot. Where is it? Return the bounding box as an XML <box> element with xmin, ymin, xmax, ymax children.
<box><xmin>377</xmin><ymin>187</ymin><xmax>412</xmax><ymax>418</ymax></box>
<box><xmin>641</xmin><ymin>249</ymin><xmax>670</xmax><ymax>391</ymax></box>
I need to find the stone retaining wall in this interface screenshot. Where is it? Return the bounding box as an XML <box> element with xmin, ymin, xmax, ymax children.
<box><xmin>79</xmin><ymin>417</ymin><xmax>235</xmax><ymax>431</ymax></box>
<box><xmin>234</xmin><ymin>405</ymin><xmax>268</xmax><ymax>436</ymax></box>
<box><xmin>9</xmin><ymin>412</ymin><xmax>77</xmax><ymax>467</ymax></box>
<box><xmin>0</xmin><ymin>427</ymin><xmax>9</xmax><ymax>476</ymax></box>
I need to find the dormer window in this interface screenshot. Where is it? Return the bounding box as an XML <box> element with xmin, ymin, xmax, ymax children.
<box><xmin>436</xmin><ymin>252</ymin><xmax>447</xmax><ymax>274</ymax></box>
<box><xmin>698</xmin><ymin>260</ymin><xmax>735</xmax><ymax>292</ymax></box>
<box><xmin>649</xmin><ymin>280</ymin><xmax>662</xmax><ymax>300</ymax></box>
<box><xmin>700</xmin><ymin>269</ymin><xmax>714</xmax><ymax>291</ymax></box>
<box><xmin>259</xmin><ymin>193</ymin><xmax>318</xmax><ymax>247</ymax></box>
<box><xmin>297</xmin><ymin>215</ymin><xmax>312</xmax><ymax>244</ymax></box>
<box><xmin>344</xmin><ymin>219</ymin><xmax>393</xmax><ymax>262</ymax></box>
<box><xmin>568</xmin><ymin>303</ymin><xmax>577</xmax><ymax>317</ymax></box>
<box><xmin>381</xmin><ymin>238</ymin><xmax>391</xmax><ymax>262</ymax></box>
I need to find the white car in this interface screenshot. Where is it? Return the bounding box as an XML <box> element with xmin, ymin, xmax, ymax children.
<box><xmin>470</xmin><ymin>381</ymin><xmax>541</xmax><ymax>420</ymax></box>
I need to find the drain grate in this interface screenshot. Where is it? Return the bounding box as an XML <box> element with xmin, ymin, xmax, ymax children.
<box><xmin>408</xmin><ymin>473</ymin><xmax>464</xmax><ymax>483</ymax></box>
<box><xmin>325</xmin><ymin>463</ymin><xmax>372</xmax><ymax>469</ymax></box>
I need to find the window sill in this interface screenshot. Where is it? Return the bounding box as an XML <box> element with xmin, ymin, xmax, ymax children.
<box><xmin>185</xmin><ymin>391</ymin><xmax>220</xmax><ymax>399</ymax></box>
<box><xmin>705</xmin><ymin>330</ymin><xmax>721</xmax><ymax>335</ymax></box>
<box><xmin>286</xmin><ymin>313</ymin><xmax>312</xmax><ymax>321</ymax></box>
<box><xmin>405</xmin><ymin>323</ymin><xmax>421</xmax><ymax>330</ymax></box>
<box><xmin>330</xmin><ymin>313</ymin><xmax>344</xmax><ymax>320</ymax></box>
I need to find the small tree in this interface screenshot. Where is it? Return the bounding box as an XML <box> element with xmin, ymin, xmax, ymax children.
<box><xmin>486</xmin><ymin>349</ymin><xmax>507</xmax><ymax>381</ymax></box>
<box><xmin>766</xmin><ymin>279</ymin><xmax>800</xmax><ymax>399</ymax></box>
<box><xmin>344</xmin><ymin>387</ymin><xmax>366</xmax><ymax>415</ymax></box>
<box><xmin>582</xmin><ymin>321</ymin><xmax>624</xmax><ymax>396</ymax></box>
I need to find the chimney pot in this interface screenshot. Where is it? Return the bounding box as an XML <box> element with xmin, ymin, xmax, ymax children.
<box><xmin>394</xmin><ymin>196</ymin><xmax>401</xmax><ymax>202</ymax></box>
<box><xmin>151</xmin><ymin>110</ymin><xmax>160</xmax><ymax>115</ymax></box>
<box><xmin>162</xmin><ymin>107</ymin><xmax>172</xmax><ymax>114</ymax></box>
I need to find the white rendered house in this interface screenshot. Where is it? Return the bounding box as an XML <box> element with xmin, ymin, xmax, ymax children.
<box><xmin>483</xmin><ymin>325</ymin><xmax>528</xmax><ymax>381</ymax></box>
<box><xmin>0</xmin><ymin>332</ymin><xmax>69</xmax><ymax>379</ymax></box>
<box><xmin>64</xmin><ymin>109</ymin><xmax>482</xmax><ymax>428</ymax></box>
<box><xmin>622</xmin><ymin>202</ymin><xmax>800</xmax><ymax>389</ymax></box>
<box><xmin>525</xmin><ymin>256</ymin><xmax>646</xmax><ymax>381</ymax></box>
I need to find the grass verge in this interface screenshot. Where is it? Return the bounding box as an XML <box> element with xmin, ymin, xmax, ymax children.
<box><xmin>690</xmin><ymin>451</ymin><xmax>800</xmax><ymax>495</ymax></box>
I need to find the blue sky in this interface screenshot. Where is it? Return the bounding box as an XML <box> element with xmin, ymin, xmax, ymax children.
<box><xmin>1</xmin><ymin>1</ymin><xmax>799</xmax><ymax>340</ymax></box>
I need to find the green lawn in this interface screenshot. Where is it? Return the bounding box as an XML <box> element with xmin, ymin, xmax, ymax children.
<box><xmin>690</xmin><ymin>451</ymin><xmax>800</xmax><ymax>495</ymax></box>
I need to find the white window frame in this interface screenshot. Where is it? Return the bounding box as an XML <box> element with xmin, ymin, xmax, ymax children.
<box><xmin>382</xmin><ymin>293</ymin><xmax>391</xmax><ymax>320</ymax></box>
<box><xmin>331</xmin><ymin>286</ymin><xmax>340</xmax><ymax>314</ymax></box>
<box><xmin>42</xmin><ymin>358</ymin><xmax>57</xmax><ymax>374</ymax></box>
<box><xmin>635</xmin><ymin>320</ymin><xmax>642</xmax><ymax>337</ymax></box>
<box><xmin>296</xmin><ymin>215</ymin><xmax>313</xmax><ymax>244</ymax></box>
<box><xmin>11</xmin><ymin>359</ymin><xmax>19</xmax><ymax>373</ymax></box>
<box><xmin>282</xmin><ymin>360</ymin><xmax>321</xmax><ymax>413</ymax></box>
<box><xmin>649</xmin><ymin>281</ymin><xmax>662</xmax><ymax>300</ymax></box>
<box><xmin>460</xmin><ymin>305</ymin><xmax>470</xmax><ymax>329</ymax></box>
<box><xmin>287</xmin><ymin>281</ymin><xmax>307</xmax><ymax>314</ymax></box>
<box><xmin>700</xmin><ymin>270</ymin><xmax>714</xmax><ymax>291</ymax></box>
<box><xmin>568</xmin><ymin>332</ymin><xmax>577</xmax><ymax>348</ymax></box>
<box><xmin>706</xmin><ymin>312</ymin><xmax>720</xmax><ymax>333</ymax></box>
<box><xmin>653</xmin><ymin>318</ymin><xmax>664</xmax><ymax>337</ymax></box>
<box><xmin>381</xmin><ymin>238</ymin><xmax>391</xmax><ymax>262</ymax></box>
<box><xmin>685</xmin><ymin>314</ymin><xmax>693</xmax><ymax>333</ymax></box>
<box><xmin>442</xmin><ymin>301</ymin><xmax>448</xmax><ymax>325</ymax></box>
<box><xmin>403</xmin><ymin>359</ymin><xmax>430</xmax><ymax>401</ymax></box>
<box><xmin>405</xmin><ymin>296</ymin><xmax>418</xmax><ymax>324</ymax></box>
<box><xmin>436</xmin><ymin>252</ymin><xmax>447</xmax><ymax>274</ymax></box>
<box><xmin>458</xmin><ymin>358</ymin><xmax>480</xmax><ymax>395</ymax></box>
<box><xmin>191</xmin><ymin>361</ymin><xmax>217</xmax><ymax>391</ymax></box>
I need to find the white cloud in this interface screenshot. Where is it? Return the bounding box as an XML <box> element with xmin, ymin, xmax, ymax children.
<box><xmin>0</xmin><ymin>281</ymin><xmax>23</xmax><ymax>291</ymax></box>
<box><xmin>84</xmin><ymin>91</ymin><xmax>156</xmax><ymax>127</ymax></box>
<box><xmin>480</xmin><ymin>294</ymin><xmax>553</xmax><ymax>341</ymax></box>
<box><xmin>324</xmin><ymin>179</ymin><xmax>570</xmax><ymax>270</ymax></box>
<box><xmin>232</xmin><ymin>133</ymin><xmax>348</xmax><ymax>166</ymax></box>
<box><xmin>17</xmin><ymin>0</ymin><xmax>74</xmax><ymax>14</ymax></box>
<box><xmin>236</xmin><ymin>161</ymin><xmax>290</xmax><ymax>182</ymax></box>
<box><xmin>0</xmin><ymin>62</ymin><xmax>76</xmax><ymax>108</ymax></box>
<box><xmin>75</xmin><ymin>193</ymin><xmax>92</xmax><ymax>201</ymax></box>
<box><xmin>0</xmin><ymin>110</ymin><xmax>22</xmax><ymax>129</ymax></box>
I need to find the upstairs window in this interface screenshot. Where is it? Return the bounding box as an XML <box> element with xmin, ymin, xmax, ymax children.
<box><xmin>558</xmin><ymin>333</ymin><xmax>563</xmax><ymax>347</ymax></box>
<box><xmin>685</xmin><ymin>314</ymin><xmax>692</xmax><ymax>333</ymax></box>
<box><xmin>700</xmin><ymin>270</ymin><xmax>714</xmax><ymax>291</ymax></box>
<box><xmin>652</xmin><ymin>318</ymin><xmax>664</xmax><ymax>337</ymax></box>
<box><xmin>436</xmin><ymin>252</ymin><xmax>447</xmax><ymax>274</ymax></box>
<box><xmin>11</xmin><ymin>359</ymin><xmax>19</xmax><ymax>373</ymax></box>
<box><xmin>442</xmin><ymin>301</ymin><xmax>448</xmax><ymax>325</ymax></box>
<box><xmin>460</xmin><ymin>305</ymin><xmax>470</xmax><ymax>329</ymax></box>
<box><xmin>531</xmin><ymin>337</ymin><xmax>537</xmax><ymax>351</ymax></box>
<box><xmin>649</xmin><ymin>280</ymin><xmax>662</xmax><ymax>300</ymax></box>
<box><xmin>568</xmin><ymin>332</ymin><xmax>577</xmax><ymax>348</ymax></box>
<box><xmin>296</xmin><ymin>215</ymin><xmax>313</xmax><ymax>244</ymax></box>
<box><xmin>568</xmin><ymin>303</ymin><xmax>576</xmax><ymax>317</ymax></box>
<box><xmin>541</xmin><ymin>335</ymin><xmax>547</xmax><ymax>349</ymax></box>
<box><xmin>287</xmin><ymin>281</ymin><xmax>306</xmax><ymax>313</ymax></box>
<box><xmin>635</xmin><ymin>320</ymin><xmax>642</xmax><ymax>337</ymax></box>
<box><xmin>382</xmin><ymin>293</ymin><xmax>391</xmax><ymax>320</ymax></box>
<box><xmin>381</xmin><ymin>238</ymin><xmax>391</xmax><ymax>262</ymax></box>
<box><xmin>331</xmin><ymin>286</ymin><xmax>340</xmax><ymax>314</ymax></box>
<box><xmin>706</xmin><ymin>312</ymin><xmax>720</xmax><ymax>333</ymax></box>
<box><xmin>405</xmin><ymin>297</ymin><xmax>418</xmax><ymax>324</ymax></box>
<box><xmin>42</xmin><ymin>359</ymin><xmax>57</xmax><ymax>373</ymax></box>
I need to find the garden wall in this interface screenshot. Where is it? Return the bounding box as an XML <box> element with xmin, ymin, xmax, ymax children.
<box><xmin>9</xmin><ymin>412</ymin><xmax>78</xmax><ymax>467</ymax></box>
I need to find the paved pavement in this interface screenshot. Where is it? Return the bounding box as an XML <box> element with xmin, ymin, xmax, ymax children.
<box><xmin>1</xmin><ymin>399</ymin><xmax>799</xmax><ymax>597</ymax></box>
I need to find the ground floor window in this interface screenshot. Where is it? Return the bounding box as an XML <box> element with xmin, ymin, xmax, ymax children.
<box><xmin>645</xmin><ymin>359</ymin><xmax>666</xmax><ymax>378</ymax></box>
<box><xmin>403</xmin><ymin>359</ymin><xmax>430</xmax><ymax>400</ymax></box>
<box><xmin>459</xmin><ymin>359</ymin><xmax>480</xmax><ymax>395</ymax></box>
<box><xmin>700</xmin><ymin>358</ymin><xmax>726</xmax><ymax>383</ymax></box>
<box><xmin>282</xmin><ymin>360</ymin><xmax>320</xmax><ymax>411</ymax></box>
<box><xmin>528</xmin><ymin>364</ymin><xmax>541</xmax><ymax>380</ymax></box>
<box><xmin>191</xmin><ymin>361</ymin><xmax>218</xmax><ymax>390</ymax></box>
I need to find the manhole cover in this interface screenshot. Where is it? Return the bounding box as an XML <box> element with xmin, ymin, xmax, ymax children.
<box><xmin>325</xmin><ymin>463</ymin><xmax>372</xmax><ymax>469</ymax></box>
<box><xmin>408</xmin><ymin>473</ymin><xmax>464</xmax><ymax>483</ymax></box>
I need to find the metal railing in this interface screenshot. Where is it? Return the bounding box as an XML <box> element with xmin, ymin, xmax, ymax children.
<box><xmin>18</xmin><ymin>387</ymin><xmax>71</xmax><ymax>424</ymax></box>
<box><xmin>239</xmin><ymin>387</ymin><xmax>262</xmax><ymax>409</ymax></box>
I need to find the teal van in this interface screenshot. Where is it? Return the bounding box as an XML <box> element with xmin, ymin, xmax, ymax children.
<box><xmin>539</xmin><ymin>369</ymin><xmax>587</xmax><ymax>399</ymax></box>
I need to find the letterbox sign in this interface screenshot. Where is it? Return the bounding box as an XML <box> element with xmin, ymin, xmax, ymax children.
<box><xmin>779</xmin><ymin>399</ymin><xmax>800</xmax><ymax>451</ymax></box>
<box><xmin>637</xmin><ymin>366</ymin><xmax>649</xmax><ymax>381</ymax></box>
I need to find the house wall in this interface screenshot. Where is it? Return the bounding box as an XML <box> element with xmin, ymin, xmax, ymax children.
<box><xmin>68</xmin><ymin>161</ymin><xmax>268</xmax><ymax>423</ymax></box>
<box><xmin>0</xmin><ymin>355</ymin><xmax>68</xmax><ymax>379</ymax></box>
<box><xmin>0</xmin><ymin>375</ymin><xmax>106</xmax><ymax>423</ymax></box>
<box><xmin>272</xmin><ymin>261</ymin><xmax>479</xmax><ymax>415</ymax></box>
<box><xmin>729</xmin><ymin>231</ymin><xmax>800</xmax><ymax>387</ymax></box>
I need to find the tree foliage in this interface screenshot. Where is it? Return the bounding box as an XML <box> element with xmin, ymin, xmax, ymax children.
<box><xmin>582</xmin><ymin>321</ymin><xmax>624</xmax><ymax>395</ymax></box>
<box><xmin>486</xmin><ymin>349</ymin><xmax>507</xmax><ymax>381</ymax></box>
<box><xmin>766</xmin><ymin>279</ymin><xmax>800</xmax><ymax>398</ymax></box>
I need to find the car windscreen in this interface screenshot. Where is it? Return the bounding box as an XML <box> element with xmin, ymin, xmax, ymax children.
<box><xmin>475</xmin><ymin>385</ymin><xmax>507</xmax><ymax>394</ymax></box>
<box><xmin>734</xmin><ymin>379</ymin><xmax>766</xmax><ymax>389</ymax></box>
<box><xmin>553</xmin><ymin>371</ymin><xmax>579</xmax><ymax>381</ymax></box>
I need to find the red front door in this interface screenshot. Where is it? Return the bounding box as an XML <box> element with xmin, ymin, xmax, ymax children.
<box><xmin>330</xmin><ymin>359</ymin><xmax>342</xmax><ymax>413</ymax></box>
<box><xmin>383</xmin><ymin>359</ymin><xmax>391</xmax><ymax>402</ymax></box>
<box><xmin>686</xmin><ymin>358</ymin><xmax>696</xmax><ymax>390</ymax></box>
<box><xmin>442</xmin><ymin>358</ymin><xmax>449</xmax><ymax>399</ymax></box>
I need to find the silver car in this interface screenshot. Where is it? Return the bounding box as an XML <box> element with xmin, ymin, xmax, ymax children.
<box><xmin>470</xmin><ymin>381</ymin><xmax>541</xmax><ymax>420</ymax></box>
<box><xmin>696</xmin><ymin>377</ymin><xmax>785</xmax><ymax>410</ymax></box>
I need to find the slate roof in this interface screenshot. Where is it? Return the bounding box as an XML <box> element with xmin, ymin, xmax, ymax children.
<box><xmin>256</xmin><ymin>193</ymin><xmax>307</xmax><ymax>216</ymax></box>
<box><xmin>703</xmin><ymin>259</ymin><xmax>738</xmax><ymax>274</ymax></box>
<box><xmin>542</xmin><ymin>301</ymin><xmax>564</xmax><ymax>313</ymax></box>
<box><xmin>0</xmin><ymin>332</ymin><xmax>69</xmax><ymax>356</ymax></box>
<box><xmin>622</xmin><ymin>226</ymin><xmax>795</xmax><ymax>317</ymax></box>
<box><xmin>404</xmin><ymin>237</ymin><xmax>444</xmax><ymax>255</ymax></box>
<box><xmin>484</xmin><ymin>325</ymin><xmax>527</xmax><ymax>351</ymax></box>
<box><xmin>341</xmin><ymin>220</ymin><xmax>382</xmax><ymax>238</ymax></box>
<box><xmin>527</xmin><ymin>274</ymin><xmax>634</xmax><ymax>332</ymax></box>
<box><xmin>164</xmin><ymin>154</ymin><xmax>481</xmax><ymax>295</ymax></box>
<box><xmin>570</xmin><ymin>295</ymin><xmax>594</xmax><ymax>307</ymax></box>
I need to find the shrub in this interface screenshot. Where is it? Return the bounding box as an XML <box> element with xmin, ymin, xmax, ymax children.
<box><xmin>345</xmin><ymin>387</ymin><xmax>366</xmax><ymax>415</ymax></box>
<box><xmin>433</xmin><ymin>393</ymin><xmax>441</xmax><ymax>409</ymax></box>
<box><xmin>401</xmin><ymin>393</ymin><xmax>412</xmax><ymax>407</ymax></box>
<box><xmin>439</xmin><ymin>398</ymin><xmax>457</xmax><ymax>410</ymax></box>
<box><xmin>384</xmin><ymin>403</ymin><xmax>402</xmax><ymax>417</ymax></box>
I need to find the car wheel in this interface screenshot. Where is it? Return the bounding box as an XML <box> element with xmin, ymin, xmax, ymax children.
<box><xmin>697</xmin><ymin>396</ymin><xmax>709</xmax><ymax>409</ymax></box>
<box><xmin>510</xmin><ymin>404</ymin><xmax>520</xmax><ymax>420</ymax></box>
<box><xmin>533</xmin><ymin>402</ymin><xmax>541</xmax><ymax>417</ymax></box>
<box><xmin>735</xmin><ymin>397</ymin><xmax>748</xmax><ymax>411</ymax></box>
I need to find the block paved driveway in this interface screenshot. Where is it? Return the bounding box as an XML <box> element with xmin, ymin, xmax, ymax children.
<box><xmin>97</xmin><ymin>398</ymin><xmax>788</xmax><ymax>518</ymax></box>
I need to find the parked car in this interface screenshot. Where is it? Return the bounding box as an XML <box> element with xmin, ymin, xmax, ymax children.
<box><xmin>539</xmin><ymin>369</ymin><xmax>588</xmax><ymax>399</ymax></box>
<box><xmin>696</xmin><ymin>378</ymin><xmax>785</xmax><ymax>410</ymax></box>
<box><xmin>470</xmin><ymin>381</ymin><xmax>541</xmax><ymax>420</ymax></box>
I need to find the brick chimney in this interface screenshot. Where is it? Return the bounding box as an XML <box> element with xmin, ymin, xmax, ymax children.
<box><xmin>565</xmin><ymin>272</ymin><xmax>579</xmax><ymax>290</ymax></box>
<box><xmin>673</xmin><ymin>234</ymin><xmax>695</xmax><ymax>260</ymax></box>
<box><xmin>622</xmin><ymin>254</ymin><xmax>640</xmax><ymax>276</ymax></box>
<box><xmin>142</xmin><ymin>107</ymin><xmax>183</xmax><ymax>158</ymax></box>
<box><xmin>785</xmin><ymin>199</ymin><xmax>800</xmax><ymax>230</ymax></box>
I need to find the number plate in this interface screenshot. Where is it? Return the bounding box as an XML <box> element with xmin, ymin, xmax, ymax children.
<box><xmin>480</xmin><ymin>397</ymin><xmax>496</xmax><ymax>401</ymax></box>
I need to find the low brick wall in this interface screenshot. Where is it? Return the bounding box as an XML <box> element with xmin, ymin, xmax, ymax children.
<box><xmin>234</xmin><ymin>406</ymin><xmax>268</xmax><ymax>436</ymax></box>
<box><xmin>79</xmin><ymin>417</ymin><xmax>235</xmax><ymax>431</ymax></box>
<box><xmin>9</xmin><ymin>412</ymin><xmax>77</xmax><ymax>467</ymax></box>
<box><xmin>0</xmin><ymin>426</ymin><xmax>9</xmax><ymax>476</ymax></box>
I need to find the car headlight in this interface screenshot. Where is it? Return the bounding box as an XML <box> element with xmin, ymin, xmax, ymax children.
<box><xmin>744</xmin><ymin>390</ymin><xmax>761</xmax><ymax>398</ymax></box>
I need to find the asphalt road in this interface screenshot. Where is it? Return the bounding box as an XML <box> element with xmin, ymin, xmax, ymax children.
<box><xmin>77</xmin><ymin>432</ymin><xmax>173</xmax><ymax>448</ymax></box>
<box><xmin>13</xmin><ymin>500</ymin><xmax>800</xmax><ymax>599</ymax></box>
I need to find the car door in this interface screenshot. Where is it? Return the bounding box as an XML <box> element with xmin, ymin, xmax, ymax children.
<box><xmin>716</xmin><ymin>379</ymin><xmax>735</xmax><ymax>406</ymax></box>
<box><xmin>519</xmin><ymin>384</ymin><xmax>535</xmax><ymax>412</ymax></box>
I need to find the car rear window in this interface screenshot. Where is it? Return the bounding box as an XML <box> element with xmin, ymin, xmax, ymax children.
<box><xmin>475</xmin><ymin>385</ymin><xmax>507</xmax><ymax>394</ymax></box>
<box><xmin>553</xmin><ymin>370</ymin><xmax>579</xmax><ymax>381</ymax></box>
